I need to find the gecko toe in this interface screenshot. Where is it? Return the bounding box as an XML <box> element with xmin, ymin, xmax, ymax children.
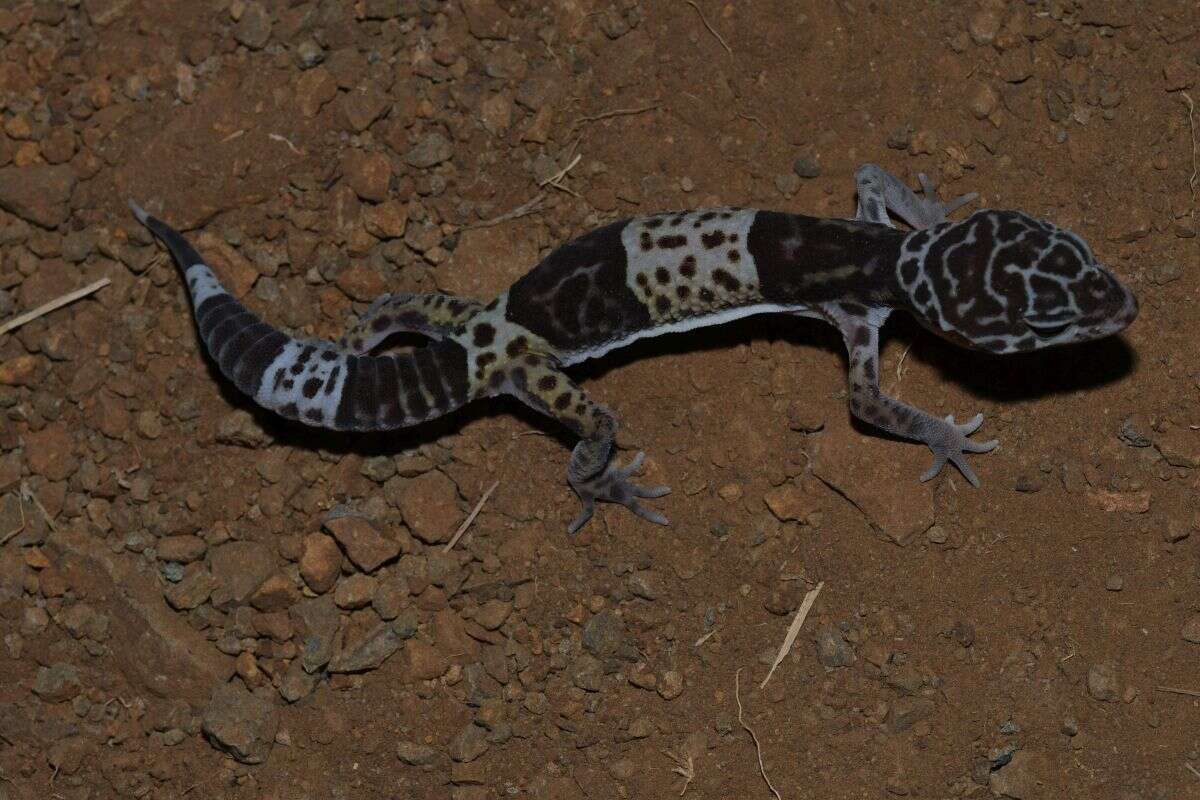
<box><xmin>568</xmin><ymin>453</ymin><xmax>670</xmax><ymax>532</ymax></box>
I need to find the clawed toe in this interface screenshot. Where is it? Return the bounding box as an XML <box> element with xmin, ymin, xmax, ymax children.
<box><xmin>567</xmin><ymin>452</ymin><xmax>671</xmax><ymax>534</ymax></box>
<box><xmin>920</xmin><ymin>413</ymin><xmax>998</xmax><ymax>487</ymax></box>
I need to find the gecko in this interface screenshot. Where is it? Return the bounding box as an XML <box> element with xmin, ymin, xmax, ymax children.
<box><xmin>130</xmin><ymin>163</ymin><xmax>1138</xmax><ymax>534</ymax></box>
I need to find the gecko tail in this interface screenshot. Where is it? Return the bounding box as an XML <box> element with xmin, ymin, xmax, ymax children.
<box><xmin>133</xmin><ymin>205</ymin><xmax>472</xmax><ymax>432</ymax></box>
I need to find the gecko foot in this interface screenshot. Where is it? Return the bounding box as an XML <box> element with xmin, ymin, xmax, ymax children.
<box><xmin>918</xmin><ymin>413</ymin><xmax>999</xmax><ymax>487</ymax></box>
<box><xmin>568</xmin><ymin>452</ymin><xmax>671</xmax><ymax>534</ymax></box>
<box><xmin>914</xmin><ymin>173</ymin><xmax>978</xmax><ymax>227</ymax></box>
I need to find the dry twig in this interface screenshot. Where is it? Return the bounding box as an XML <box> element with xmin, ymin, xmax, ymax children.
<box><xmin>268</xmin><ymin>132</ymin><xmax>305</xmax><ymax>156</ymax></box>
<box><xmin>662</xmin><ymin>746</ymin><xmax>697</xmax><ymax>796</ymax></box>
<box><xmin>538</xmin><ymin>153</ymin><xmax>583</xmax><ymax>197</ymax></box>
<box><xmin>0</xmin><ymin>278</ymin><xmax>110</xmax><ymax>337</ymax></box>
<box><xmin>21</xmin><ymin>482</ymin><xmax>57</xmax><ymax>534</ymax></box>
<box><xmin>1182</xmin><ymin>91</ymin><xmax>1197</xmax><ymax>220</ymax></box>
<box><xmin>0</xmin><ymin>497</ymin><xmax>25</xmax><ymax>546</ymax></box>
<box><xmin>444</xmin><ymin>480</ymin><xmax>499</xmax><ymax>552</ymax></box>
<box><xmin>469</xmin><ymin>193</ymin><xmax>547</xmax><ymax>229</ymax></box>
<box><xmin>735</xmin><ymin>668</ymin><xmax>782</xmax><ymax>800</ymax></box>
<box><xmin>1156</xmin><ymin>685</ymin><xmax>1200</xmax><ymax>699</ymax></box>
<box><xmin>685</xmin><ymin>0</ymin><xmax>732</xmax><ymax>55</ymax></box>
<box><xmin>761</xmin><ymin>581</ymin><xmax>824</xmax><ymax>689</ymax></box>
<box><xmin>574</xmin><ymin>103</ymin><xmax>662</xmax><ymax>127</ymax></box>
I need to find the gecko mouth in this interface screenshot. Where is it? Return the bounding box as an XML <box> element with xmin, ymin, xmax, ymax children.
<box><xmin>1026</xmin><ymin>320</ymin><xmax>1074</xmax><ymax>338</ymax></box>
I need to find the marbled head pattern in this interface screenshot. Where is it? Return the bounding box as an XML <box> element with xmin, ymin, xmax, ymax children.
<box><xmin>130</xmin><ymin>162</ymin><xmax>1137</xmax><ymax>533</ymax></box>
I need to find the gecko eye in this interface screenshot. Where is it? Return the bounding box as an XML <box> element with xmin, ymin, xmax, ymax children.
<box><xmin>1024</xmin><ymin>316</ymin><xmax>1076</xmax><ymax>338</ymax></box>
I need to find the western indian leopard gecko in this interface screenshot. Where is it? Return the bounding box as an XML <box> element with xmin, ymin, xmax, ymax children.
<box><xmin>130</xmin><ymin>163</ymin><xmax>1138</xmax><ymax>533</ymax></box>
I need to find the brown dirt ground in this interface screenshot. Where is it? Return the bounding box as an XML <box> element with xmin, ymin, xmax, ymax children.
<box><xmin>0</xmin><ymin>0</ymin><xmax>1198</xmax><ymax>798</ymax></box>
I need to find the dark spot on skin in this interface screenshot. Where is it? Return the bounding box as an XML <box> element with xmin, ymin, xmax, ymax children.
<box><xmin>506</xmin><ymin>336</ymin><xmax>528</xmax><ymax>357</ymax></box>
<box><xmin>699</xmin><ymin>287</ymin><xmax>715</xmax><ymax>304</ymax></box>
<box><xmin>280</xmin><ymin>402</ymin><xmax>298</xmax><ymax>418</ymax></box>
<box><xmin>297</xmin><ymin>346</ymin><xmax>316</xmax><ymax>365</ymax></box>
<box><xmin>701</xmin><ymin>230</ymin><xmax>726</xmax><ymax>249</ymax></box>
<box><xmin>645</xmin><ymin>218</ymin><xmax>663</xmax><ymax>229</ymax></box>
<box><xmin>305</xmin><ymin>409</ymin><xmax>324</xmax><ymax>423</ymax></box>
<box><xmin>676</xmin><ymin>285</ymin><xmax>691</xmax><ymax>300</ymax></box>
<box><xmin>476</xmin><ymin>352</ymin><xmax>496</xmax><ymax>367</ymax></box>
<box><xmin>679</xmin><ymin>255</ymin><xmax>696</xmax><ymax>277</ymax></box>
<box><xmin>853</xmin><ymin>327</ymin><xmax>871</xmax><ymax>347</ymax></box>
<box><xmin>302</xmin><ymin>378</ymin><xmax>323</xmax><ymax>398</ymax></box>
<box><xmin>289</xmin><ymin>362</ymin><xmax>304</xmax><ymax>375</ymax></box>
<box><xmin>434</xmin><ymin>295</ymin><xmax>445</xmax><ymax>307</ymax></box>
<box><xmin>575</xmin><ymin>403</ymin><xmax>587</xmax><ymax>415</ymax></box>
<box><xmin>272</xmin><ymin>368</ymin><xmax>286</xmax><ymax>391</ymax></box>
<box><xmin>322</xmin><ymin>350</ymin><xmax>338</xmax><ymax>361</ymax></box>
<box><xmin>372</xmin><ymin>315</ymin><xmax>392</xmax><ymax>332</ymax></box>
<box><xmin>913</xmin><ymin>283</ymin><xmax>932</xmax><ymax>306</ymax></box>
<box><xmin>473</xmin><ymin>323</ymin><xmax>495</xmax><ymax>347</ymax></box>
<box><xmin>655</xmin><ymin>295</ymin><xmax>671</xmax><ymax>314</ymax></box>
<box><xmin>899</xmin><ymin>259</ymin><xmax>920</xmax><ymax>285</ymax></box>
<box><xmin>640</xmin><ymin>231</ymin><xmax>653</xmax><ymax>251</ymax></box>
<box><xmin>699</xmin><ymin>211</ymin><xmax>716</xmax><ymax>221</ymax></box>
<box><xmin>282</xmin><ymin>379</ymin><xmax>294</xmax><ymax>390</ymax></box>
<box><xmin>670</xmin><ymin>215</ymin><xmax>685</xmax><ymax>226</ymax></box>
<box><xmin>728</xmin><ymin>249</ymin><xmax>741</xmax><ymax>263</ymax></box>
<box><xmin>643</xmin><ymin>286</ymin><xmax>654</xmax><ymax>298</ymax></box>
<box><xmin>538</xmin><ymin>375</ymin><xmax>558</xmax><ymax>391</ymax></box>
<box><xmin>485</xmin><ymin>299</ymin><xmax>499</xmax><ymax>311</ymax></box>
<box><xmin>489</xmin><ymin>371</ymin><xmax>506</xmax><ymax>388</ymax></box>
<box><xmin>712</xmin><ymin>269</ymin><xmax>741</xmax><ymax>293</ymax></box>
<box><xmin>839</xmin><ymin>302</ymin><xmax>867</xmax><ymax>317</ymax></box>
<box><xmin>524</xmin><ymin>354</ymin><xmax>539</xmax><ymax>366</ymax></box>
<box><xmin>326</xmin><ymin>366</ymin><xmax>340</xmax><ymax>393</ymax></box>
<box><xmin>862</xmin><ymin>360</ymin><xmax>876</xmax><ymax>381</ymax></box>
<box><xmin>555</xmin><ymin>392</ymin><xmax>572</xmax><ymax>410</ymax></box>
<box><xmin>635</xmin><ymin>273</ymin><xmax>648</xmax><ymax>286</ymax></box>
<box><xmin>720</xmin><ymin>212</ymin><xmax>732</xmax><ymax>219</ymax></box>
<box><xmin>657</xmin><ymin>235</ymin><xmax>687</xmax><ymax>249</ymax></box>
<box><xmin>655</xmin><ymin>267</ymin><xmax>670</xmax><ymax>284</ymax></box>
<box><xmin>729</xmin><ymin>233</ymin><xmax>739</xmax><ymax>243</ymax></box>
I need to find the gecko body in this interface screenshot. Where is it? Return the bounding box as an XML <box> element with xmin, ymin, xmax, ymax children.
<box><xmin>132</xmin><ymin>164</ymin><xmax>1138</xmax><ymax>533</ymax></box>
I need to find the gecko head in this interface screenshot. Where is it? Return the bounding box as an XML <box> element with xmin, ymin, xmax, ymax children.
<box><xmin>894</xmin><ymin>209</ymin><xmax>1138</xmax><ymax>354</ymax></box>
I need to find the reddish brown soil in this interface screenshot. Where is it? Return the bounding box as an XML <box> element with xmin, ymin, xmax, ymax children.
<box><xmin>0</xmin><ymin>1</ymin><xmax>1197</xmax><ymax>798</ymax></box>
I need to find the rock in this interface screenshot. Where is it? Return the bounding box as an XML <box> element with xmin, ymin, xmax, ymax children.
<box><xmin>1182</xmin><ymin>615</ymin><xmax>1200</xmax><ymax>644</ymax></box>
<box><xmin>461</xmin><ymin>0</ymin><xmax>509</xmax><ymax>40</ymax></box>
<box><xmin>233</xmin><ymin>2</ymin><xmax>272</xmax><ymax>50</ymax></box>
<box><xmin>373</xmin><ymin>574</ymin><xmax>409</xmax><ymax>620</ymax></box>
<box><xmin>0</xmin><ymin>164</ymin><xmax>75</xmax><ymax>228</ymax></box>
<box><xmin>1087</xmin><ymin>661</ymin><xmax>1120</xmax><ymax>702</ymax></box>
<box><xmin>812</xmin><ymin>423</ymin><xmax>934</xmax><ymax>544</ymax></box>
<box><xmin>968</xmin><ymin>2</ymin><xmax>1003</xmax><ymax>44</ymax></box>
<box><xmin>1086</xmin><ymin>489</ymin><xmax>1151</xmax><ymax>514</ymax></box>
<box><xmin>202</xmin><ymin>682</ymin><xmax>278</xmax><ymax>765</ymax></box>
<box><xmin>249</xmin><ymin>573</ymin><xmax>300</xmax><ymax>612</ymax></box>
<box><xmin>405</xmin><ymin>132</ymin><xmax>453</xmax><ymax>169</ymax></box>
<box><xmin>887</xmin><ymin>697</ymin><xmax>934</xmax><ymax>733</ymax></box>
<box><xmin>363</xmin><ymin>200</ymin><xmax>409</xmax><ymax>239</ymax></box>
<box><xmin>58</xmin><ymin>603</ymin><xmax>110</xmax><ymax>641</ymax></box>
<box><xmin>479</xmin><ymin>92</ymin><xmax>513</xmax><ymax>135</ymax></box>
<box><xmin>582</xmin><ymin>611</ymin><xmax>633</xmax><ymax>660</ymax></box>
<box><xmin>1163</xmin><ymin>55</ymin><xmax>1194</xmax><ymax>91</ymax></box>
<box><xmin>163</xmin><ymin>568</ymin><xmax>216</xmax><ymax>610</ymax></box>
<box><xmin>968</xmin><ymin>82</ymin><xmax>999</xmax><ymax>119</ymax></box>
<box><xmin>335</xmin><ymin>265</ymin><xmax>386</xmax><ymax>302</ymax></box>
<box><xmin>396</xmin><ymin>471</ymin><xmax>462</xmax><ymax>544</ymax></box>
<box><xmin>334</xmin><ymin>573</ymin><xmax>376</xmax><ymax>609</ymax></box>
<box><xmin>32</xmin><ymin>663</ymin><xmax>82</xmax><ymax>702</ymax></box>
<box><xmin>289</xmin><ymin>596</ymin><xmax>340</xmax><ymax>673</ymax></box>
<box><xmin>84</xmin><ymin>0</ymin><xmax>135</xmax><ymax>26</ymax></box>
<box><xmin>657</xmin><ymin>670</ymin><xmax>683</xmax><ymax>700</ymax></box>
<box><xmin>324</xmin><ymin>513</ymin><xmax>400</xmax><ymax>572</ymax></box>
<box><xmin>792</xmin><ymin>156</ymin><xmax>821</xmax><ymax>178</ymax></box>
<box><xmin>296</xmin><ymin>67</ymin><xmax>338</xmax><ymax>118</ymax></box>
<box><xmin>763</xmin><ymin>484</ymin><xmax>813</xmax><ymax>522</ymax></box>
<box><xmin>989</xmin><ymin>751</ymin><xmax>1046</xmax><ymax>799</ymax></box>
<box><xmin>474</xmin><ymin>599</ymin><xmax>512</xmax><ymax>630</ymax></box>
<box><xmin>405</xmin><ymin>638</ymin><xmax>448</xmax><ymax>680</ymax></box>
<box><xmin>157</xmin><ymin>535</ymin><xmax>207</xmax><ymax>564</ymax></box>
<box><xmin>279</xmin><ymin>659</ymin><xmax>318</xmax><ymax>703</ymax></box>
<box><xmin>341</xmin><ymin>81</ymin><xmax>390</xmax><ymax>133</ymax></box>
<box><xmin>816</xmin><ymin>624</ymin><xmax>856</xmax><ymax>667</ymax></box>
<box><xmin>329</xmin><ymin>623</ymin><xmax>401</xmax><ymax>673</ymax></box>
<box><xmin>299</xmin><ymin>533</ymin><xmax>343</xmax><ymax>593</ymax></box>
<box><xmin>343</xmin><ymin>151</ymin><xmax>392</xmax><ymax>202</ymax></box>
<box><xmin>449</xmin><ymin>723</ymin><xmax>489</xmax><ymax>762</ymax></box>
<box><xmin>215</xmin><ymin>410</ymin><xmax>270</xmax><ymax>447</ymax></box>
<box><xmin>397</xmin><ymin>740</ymin><xmax>438</xmax><ymax>766</ymax></box>
<box><xmin>0</xmin><ymin>355</ymin><xmax>39</xmax><ymax>386</ymax></box>
<box><xmin>210</xmin><ymin>541</ymin><xmax>276</xmax><ymax>608</ymax></box>
<box><xmin>24</xmin><ymin>422</ymin><xmax>77</xmax><ymax>481</ymax></box>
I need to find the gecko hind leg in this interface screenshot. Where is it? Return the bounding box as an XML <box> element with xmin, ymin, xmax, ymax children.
<box><xmin>339</xmin><ymin>292</ymin><xmax>484</xmax><ymax>354</ymax></box>
<box><xmin>501</xmin><ymin>355</ymin><xmax>669</xmax><ymax>533</ymax></box>
<box><xmin>855</xmin><ymin>163</ymin><xmax>978</xmax><ymax>229</ymax></box>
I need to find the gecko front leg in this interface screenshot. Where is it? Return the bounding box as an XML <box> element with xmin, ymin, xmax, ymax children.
<box><xmin>820</xmin><ymin>302</ymin><xmax>998</xmax><ymax>486</ymax></box>
<box><xmin>855</xmin><ymin>163</ymin><xmax>977</xmax><ymax>229</ymax></box>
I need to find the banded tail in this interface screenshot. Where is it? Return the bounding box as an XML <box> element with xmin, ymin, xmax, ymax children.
<box><xmin>130</xmin><ymin>201</ymin><xmax>472</xmax><ymax>431</ymax></box>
